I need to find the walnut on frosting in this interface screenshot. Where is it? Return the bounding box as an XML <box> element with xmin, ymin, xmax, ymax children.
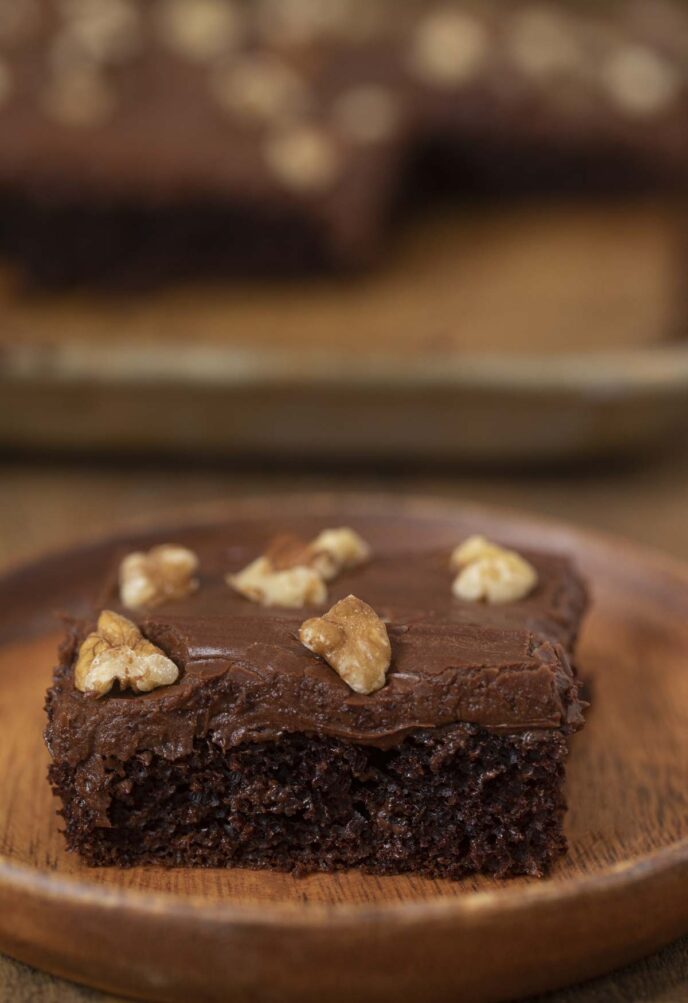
<box><xmin>74</xmin><ymin>610</ymin><xmax>179</xmax><ymax>697</ymax></box>
<box><xmin>450</xmin><ymin>534</ymin><xmax>538</xmax><ymax>604</ymax></box>
<box><xmin>227</xmin><ymin>555</ymin><xmax>327</xmax><ymax>608</ymax></box>
<box><xmin>119</xmin><ymin>544</ymin><xmax>199</xmax><ymax>610</ymax></box>
<box><xmin>308</xmin><ymin>527</ymin><xmax>371</xmax><ymax>580</ymax></box>
<box><xmin>227</xmin><ymin>526</ymin><xmax>370</xmax><ymax>608</ymax></box>
<box><xmin>450</xmin><ymin>534</ymin><xmax>507</xmax><ymax>570</ymax></box>
<box><xmin>299</xmin><ymin>594</ymin><xmax>391</xmax><ymax>694</ymax></box>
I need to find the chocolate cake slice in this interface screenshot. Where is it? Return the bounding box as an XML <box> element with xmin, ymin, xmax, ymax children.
<box><xmin>45</xmin><ymin>527</ymin><xmax>587</xmax><ymax>878</ymax></box>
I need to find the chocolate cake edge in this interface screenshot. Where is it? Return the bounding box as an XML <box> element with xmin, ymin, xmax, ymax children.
<box><xmin>47</xmin><ymin>724</ymin><xmax>573</xmax><ymax>878</ymax></box>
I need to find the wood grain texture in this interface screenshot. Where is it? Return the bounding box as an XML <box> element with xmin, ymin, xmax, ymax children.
<box><xmin>0</xmin><ymin>495</ymin><xmax>687</xmax><ymax>1003</ymax></box>
<box><xmin>1</xmin><ymin>201</ymin><xmax>686</xmax><ymax>463</ymax></box>
<box><xmin>2</xmin><ymin>935</ymin><xmax>687</xmax><ymax>1003</ymax></box>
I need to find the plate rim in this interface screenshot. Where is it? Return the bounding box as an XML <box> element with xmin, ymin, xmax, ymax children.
<box><xmin>3</xmin><ymin>341</ymin><xmax>688</xmax><ymax>393</ymax></box>
<box><xmin>2</xmin><ymin>839</ymin><xmax>688</xmax><ymax>928</ymax></box>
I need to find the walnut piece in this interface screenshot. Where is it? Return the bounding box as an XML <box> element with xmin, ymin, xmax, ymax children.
<box><xmin>119</xmin><ymin>543</ymin><xmax>199</xmax><ymax>610</ymax></box>
<box><xmin>227</xmin><ymin>555</ymin><xmax>326</xmax><ymax>608</ymax></box>
<box><xmin>264</xmin><ymin>532</ymin><xmax>315</xmax><ymax>570</ymax></box>
<box><xmin>309</xmin><ymin>527</ymin><xmax>371</xmax><ymax>580</ymax></box>
<box><xmin>450</xmin><ymin>533</ymin><xmax>506</xmax><ymax>571</ymax></box>
<box><xmin>228</xmin><ymin>526</ymin><xmax>371</xmax><ymax>607</ymax></box>
<box><xmin>299</xmin><ymin>594</ymin><xmax>391</xmax><ymax>694</ymax></box>
<box><xmin>74</xmin><ymin>610</ymin><xmax>179</xmax><ymax>697</ymax></box>
<box><xmin>451</xmin><ymin>535</ymin><xmax>538</xmax><ymax>604</ymax></box>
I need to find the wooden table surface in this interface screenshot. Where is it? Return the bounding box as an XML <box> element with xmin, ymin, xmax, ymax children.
<box><xmin>2</xmin><ymin>450</ymin><xmax>687</xmax><ymax>1003</ymax></box>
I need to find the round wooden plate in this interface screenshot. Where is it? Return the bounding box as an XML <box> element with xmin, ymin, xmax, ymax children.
<box><xmin>1</xmin><ymin>495</ymin><xmax>687</xmax><ymax>1003</ymax></box>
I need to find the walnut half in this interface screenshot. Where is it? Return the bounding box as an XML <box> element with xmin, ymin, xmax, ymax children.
<box><xmin>450</xmin><ymin>534</ymin><xmax>537</xmax><ymax>604</ymax></box>
<box><xmin>227</xmin><ymin>555</ymin><xmax>327</xmax><ymax>608</ymax></box>
<box><xmin>308</xmin><ymin>527</ymin><xmax>371</xmax><ymax>581</ymax></box>
<box><xmin>119</xmin><ymin>543</ymin><xmax>199</xmax><ymax>610</ymax></box>
<box><xmin>74</xmin><ymin>610</ymin><xmax>179</xmax><ymax>697</ymax></box>
<box><xmin>228</xmin><ymin>526</ymin><xmax>371</xmax><ymax>608</ymax></box>
<box><xmin>450</xmin><ymin>534</ymin><xmax>505</xmax><ymax>571</ymax></box>
<box><xmin>299</xmin><ymin>594</ymin><xmax>391</xmax><ymax>695</ymax></box>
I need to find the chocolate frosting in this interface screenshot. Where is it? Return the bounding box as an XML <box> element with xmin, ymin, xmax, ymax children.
<box><xmin>46</xmin><ymin>534</ymin><xmax>587</xmax><ymax>767</ymax></box>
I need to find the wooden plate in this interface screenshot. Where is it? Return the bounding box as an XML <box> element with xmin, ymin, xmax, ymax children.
<box><xmin>1</xmin><ymin>495</ymin><xmax>687</xmax><ymax>1003</ymax></box>
<box><xmin>1</xmin><ymin>201</ymin><xmax>687</xmax><ymax>463</ymax></box>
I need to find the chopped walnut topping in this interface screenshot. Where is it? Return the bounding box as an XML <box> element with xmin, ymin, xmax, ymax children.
<box><xmin>408</xmin><ymin>9</ymin><xmax>488</xmax><ymax>88</ymax></box>
<box><xmin>263</xmin><ymin>533</ymin><xmax>314</xmax><ymax>570</ymax></box>
<box><xmin>332</xmin><ymin>84</ymin><xmax>401</xmax><ymax>144</ymax></box>
<box><xmin>299</xmin><ymin>594</ymin><xmax>391</xmax><ymax>694</ymax></box>
<box><xmin>451</xmin><ymin>535</ymin><xmax>538</xmax><ymax>604</ymax></box>
<box><xmin>41</xmin><ymin>65</ymin><xmax>116</xmax><ymax>126</ymax></box>
<box><xmin>228</xmin><ymin>526</ymin><xmax>370</xmax><ymax>607</ymax></box>
<box><xmin>264</xmin><ymin>125</ymin><xmax>340</xmax><ymax>191</ymax></box>
<box><xmin>453</xmin><ymin>552</ymin><xmax>538</xmax><ymax>604</ymax></box>
<box><xmin>210</xmin><ymin>54</ymin><xmax>308</xmax><ymax>123</ymax></box>
<box><xmin>450</xmin><ymin>534</ymin><xmax>506</xmax><ymax>571</ymax></box>
<box><xmin>601</xmin><ymin>44</ymin><xmax>681</xmax><ymax>116</ymax></box>
<box><xmin>119</xmin><ymin>544</ymin><xmax>199</xmax><ymax>610</ymax></box>
<box><xmin>155</xmin><ymin>0</ymin><xmax>242</xmax><ymax>62</ymax></box>
<box><xmin>309</xmin><ymin>527</ymin><xmax>371</xmax><ymax>580</ymax></box>
<box><xmin>228</xmin><ymin>555</ymin><xmax>326</xmax><ymax>608</ymax></box>
<box><xmin>74</xmin><ymin>610</ymin><xmax>179</xmax><ymax>697</ymax></box>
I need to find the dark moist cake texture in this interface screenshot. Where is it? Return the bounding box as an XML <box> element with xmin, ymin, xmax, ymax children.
<box><xmin>45</xmin><ymin>529</ymin><xmax>588</xmax><ymax>878</ymax></box>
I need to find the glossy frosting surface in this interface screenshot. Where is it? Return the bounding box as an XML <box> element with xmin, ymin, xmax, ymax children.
<box><xmin>47</xmin><ymin>530</ymin><xmax>587</xmax><ymax>765</ymax></box>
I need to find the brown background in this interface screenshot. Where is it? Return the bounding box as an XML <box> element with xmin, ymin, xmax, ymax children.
<box><xmin>1</xmin><ymin>447</ymin><xmax>687</xmax><ymax>1002</ymax></box>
